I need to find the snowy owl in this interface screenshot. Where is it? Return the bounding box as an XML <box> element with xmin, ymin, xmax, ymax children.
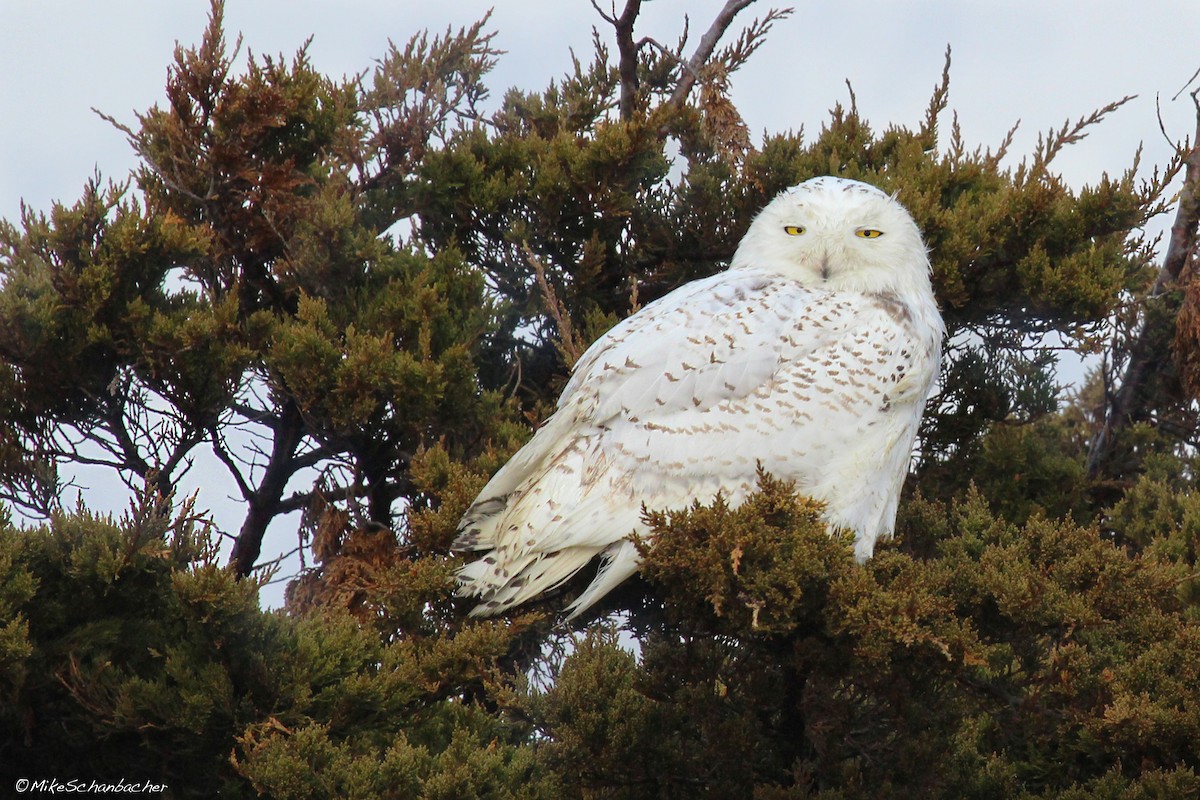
<box><xmin>455</xmin><ymin>176</ymin><xmax>944</xmax><ymax>618</ymax></box>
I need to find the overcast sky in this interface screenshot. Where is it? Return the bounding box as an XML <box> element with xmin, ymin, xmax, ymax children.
<box><xmin>4</xmin><ymin>1</ymin><xmax>1199</xmax><ymax>222</ymax></box>
<box><xmin>1</xmin><ymin>1</ymin><xmax>1198</xmax><ymax>600</ymax></box>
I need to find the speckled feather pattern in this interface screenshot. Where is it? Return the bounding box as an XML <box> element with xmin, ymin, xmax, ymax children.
<box><xmin>455</xmin><ymin>176</ymin><xmax>945</xmax><ymax>618</ymax></box>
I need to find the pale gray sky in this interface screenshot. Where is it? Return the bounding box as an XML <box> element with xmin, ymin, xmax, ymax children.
<box><xmin>4</xmin><ymin>1</ymin><xmax>1199</xmax><ymax>221</ymax></box>
<box><xmin>1</xmin><ymin>1</ymin><xmax>1198</xmax><ymax>601</ymax></box>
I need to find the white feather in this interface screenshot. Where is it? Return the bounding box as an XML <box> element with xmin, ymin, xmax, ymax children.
<box><xmin>455</xmin><ymin>176</ymin><xmax>945</xmax><ymax>617</ymax></box>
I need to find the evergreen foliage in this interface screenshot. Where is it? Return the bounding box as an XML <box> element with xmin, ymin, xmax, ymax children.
<box><xmin>2</xmin><ymin>1</ymin><xmax>1199</xmax><ymax>797</ymax></box>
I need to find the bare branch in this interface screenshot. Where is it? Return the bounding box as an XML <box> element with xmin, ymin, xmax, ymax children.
<box><xmin>229</xmin><ymin>400</ymin><xmax>306</xmax><ymax>576</ymax></box>
<box><xmin>615</xmin><ymin>0</ymin><xmax>643</xmax><ymax>119</ymax></box>
<box><xmin>1172</xmin><ymin>65</ymin><xmax>1200</xmax><ymax>102</ymax></box>
<box><xmin>591</xmin><ymin>0</ymin><xmax>657</xmax><ymax>120</ymax></box>
<box><xmin>589</xmin><ymin>0</ymin><xmax>618</xmax><ymax>25</ymax></box>
<box><xmin>210</xmin><ymin>429</ymin><xmax>255</xmax><ymax>502</ymax></box>
<box><xmin>1155</xmin><ymin>106</ymin><xmax>1200</xmax><ymax>294</ymax></box>
<box><xmin>667</xmin><ymin>0</ymin><xmax>763</xmax><ymax>109</ymax></box>
<box><xmin>637</xmin><ymin>36</ymin><xmax>679</xmax><ymax>65</ymax></box>
<box><xmin>291</xmin><ymin>442</ymin><xmax>339</xmax><ymax>473</ymax></box>
<box><xmin>1087</xmin><ymin>94</ymin><xmax>1200</xmax><ymax>478</ymax></box>
<box><xmin>844</xmin><ymin>80</ymin><xmax>858</xmax><ymax>116</ymax></box>
<box><xmin>274</xmin><ymin>482</ymin><xmax>365</xmax><ymax>517</ymax></box>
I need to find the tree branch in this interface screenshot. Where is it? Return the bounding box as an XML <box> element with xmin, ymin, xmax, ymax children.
<box><xmin>593</xmin><ymin>0</ymin><xmax>643</xmax><ymax>120</ymax></box>
<box><xmin>209</xmin><ymin>427</ymin><xmax>255</xmax><ymax>502</ymax></box>
<box><xmin>667</xmin><ymin>0</ymin><xmax>758</xmax><ymax>109</ymax></box>
<box><xmin>594</xmin><ymin>0</ymin><xmax>774</xmax><ymax>120</ymax></box>
<box><xmin>229</xmin><ymin>399</ymin><xmax>306</xmax><ymax>576</ymax></box>
<box><xmin>1086</xmin><ymin>91</ymin><xmax>1200</xmax><ymax>478</ymax></box>
<box><xmin>526</xmin><ymin>243</ymin><xmax>587</xmax><ymax>367</ymax></box>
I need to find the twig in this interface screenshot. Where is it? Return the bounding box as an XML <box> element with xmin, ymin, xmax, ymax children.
<box><xmin>668</xmin><ymin>0</ymin><xmax>758</xmax><ymax>109</ymax></box>
<box><xmin>1172</xmin><ymin>64</ymin><xmax>1200</xmax><ymax>102</ymax></box>
<box><xmin>1153</xmin><ymin>97</ymin><xmax>1200</xmax><ymax>295</ymax></box>
<box><xmin>1030</xmin><ymin>95</ymin><xmax>1137</xmax><ymax>176</ymax></box>
<box><xmin>525</xmin><ymin>243</ymin><xmax>586</xmax><ymax>366</ymax></box>
<box><xmin>1086</xmin><ymin>91</ymin><xmax>1200</xmax><ymax>477</ymax></box>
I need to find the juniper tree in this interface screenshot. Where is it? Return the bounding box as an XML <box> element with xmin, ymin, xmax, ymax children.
<box><xmin>0</xmin><ymin>5</ymin><xmax>511</xmax><ymax>576</ymax></box>
<box><xmin>2</xmin><ymin>1</ymin><xmax>1200</xmax><ymax>798</ymax></box>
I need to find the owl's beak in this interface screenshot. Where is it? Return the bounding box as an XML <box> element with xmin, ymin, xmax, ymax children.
<box><xmin>819</xmin><ymin>255</ymin><xmax>831</xmax><ymax>281</ymax></box>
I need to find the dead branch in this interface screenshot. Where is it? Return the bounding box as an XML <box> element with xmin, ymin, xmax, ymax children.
<box><xmin>526</xmin><ymin>244</ymin><xmax>587</xmax><ymax>367</ymax></box>
<box><xmin>593</xmin><ymin>0</ymin><xmax>791</xmax><ymax>140</ymax></box>
<box><xmin>1086</xmin><ymin>88</ymin><xmax>1200</xmax><ymax>478</ymax></box>
<box><xmin>1153</xmin><ymin>95</ymin><xmax>1200</xmax><ymax>294</ymax></box>
<box><xmin>669</xmin><ymin>0</ymin><xmax>757</xmax><ymax>108</ymax></box>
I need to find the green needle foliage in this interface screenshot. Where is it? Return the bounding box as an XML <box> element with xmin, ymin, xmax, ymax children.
<box><xmin>2</xmin><ymin>1</ymin><xmax>1199</xmax><ymax>797</ymax></box>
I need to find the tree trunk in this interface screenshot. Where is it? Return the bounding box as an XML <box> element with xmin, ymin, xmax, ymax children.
<box><xmin>1086</xmin><ymin>95</ymin><xmax>1200</xmax><ymax>479</ymax></box>
<box><xmin>229</xmin><ymin>400</ymin><xmax>305</xmax><ymax>577</ymax></box>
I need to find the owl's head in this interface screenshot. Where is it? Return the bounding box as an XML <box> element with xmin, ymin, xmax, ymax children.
<box><xmin>731</xmin><ymin>176</ymin><xmax>933</xmax><ymax>298</ymax></box>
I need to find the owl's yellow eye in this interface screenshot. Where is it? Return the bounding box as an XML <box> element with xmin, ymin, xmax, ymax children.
<box><xmin>783</xmin><ymin>225</ymin><xmax>805</xmax><ymax>236</ymax></box>
<box><xmin>856</xmin><ymin>228</ymin><xmax>884</xmax><ymax>239</ymax></box>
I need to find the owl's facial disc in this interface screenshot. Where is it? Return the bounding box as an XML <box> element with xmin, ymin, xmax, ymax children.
<box><xmin>730</xmin><ymin>175</ymin><xmax>933</xmax><ymax>296</ymax></box>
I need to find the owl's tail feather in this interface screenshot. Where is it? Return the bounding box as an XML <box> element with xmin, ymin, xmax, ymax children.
<box><xmin>460</xmin><ymin>546</ymin><xmax>598</xmax><ymax>617</ymax></box>
<box><xmin>453</xmin><ymin>494</ymin><xmax>510</xmax><ymax>551</ymax></box>
<box><xmin>564</xmin><ymin>539</ymin><xmax>641</xmax><ymax>620</ymax></box>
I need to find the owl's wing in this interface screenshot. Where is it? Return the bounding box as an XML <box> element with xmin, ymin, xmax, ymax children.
<box><xmin>455</xmin><ymin>270</ymin><xmax>782</xmax><ymax>544</ymax></box>
<box><xmin>455</xmin><ymin>267</ymin><xmax>939</xmax><ymax>616</ymax></box>
<box><xmin>455</xmin><ymin>268</ymin><xmax>868</xmax><ymax>548</ymax></box>
<box><xmin>562</xmin><ymin>268</ymin><xmax>832</xmax><ymax>423</ymax></box>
